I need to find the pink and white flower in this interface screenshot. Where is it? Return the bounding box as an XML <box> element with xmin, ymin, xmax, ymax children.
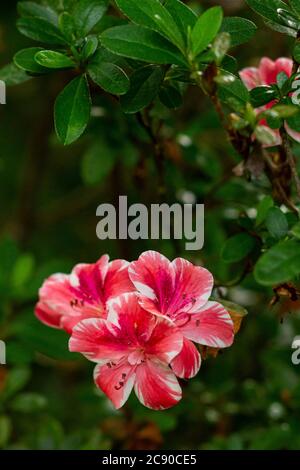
<box><xmin>239</xmin><ymin>57</ymin><xmax>300</xmax><ymax>145</ymax></box>
<box><xmin>69</xmin><ymin>293</ymin><xmax>183</xmax><ymax>410</ymax></box>
<box><xmin>35</xmin><ymin>255</ymin><xmax>134</xmax><ymax>333</ymax></box>
<box><xmin>128</xmin><ymin>251</ymin><xmax>234</xmax><ymax>380</ymax></box>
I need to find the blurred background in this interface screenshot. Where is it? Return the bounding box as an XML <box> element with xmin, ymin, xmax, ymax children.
<box><xmin>1</xmin><ymin>0</ymin><xmax>300</xmax><ymax>450</ymax></box>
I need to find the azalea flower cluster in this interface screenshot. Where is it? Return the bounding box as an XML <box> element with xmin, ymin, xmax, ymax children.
<box><xmin>35</xmin><ymin>251</ymin><xmax>234</xmax><ymax>410</ymax></box>
<box><xmin>240</xmin><ymin>56</ymin><xmax>300</xmax><ymax>145</ymax></box>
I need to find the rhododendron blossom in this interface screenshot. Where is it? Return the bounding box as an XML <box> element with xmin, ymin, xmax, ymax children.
<box><xmin>69</xmin><ymin>293</ymin><xmax>183</xmax><ymax>410</ymax></box>
<box><xmin>129</xmin><ymin>251</ymin><xmax>234</xmax><ymax>380</ymax></box>
<box><xmin>35</xmin><ymin>255</ymin><xmax>134</xmax><ymax>333</ymax></box>
<box><xmin>240</xmin><ymin>57</ymin><xmax>300</xmax><ymax>145</ymax></box>
<box><xmin>35</xmin><ymin>251</ymin><xmax>235</xmax><ymax>410</ymax></box>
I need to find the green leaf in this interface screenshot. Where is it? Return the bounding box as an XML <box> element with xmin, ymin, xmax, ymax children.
<box><xmin>159</xmin><ymin>84</ymin><xmax>183</xmax><ymax>108</ymax></box>
<box><xmin>88</xmin><ymin>61</ymin><xmax>129</xmax><ymax>95</ymax></box>
<box><xmin>11</xmin><ymin>254</ymin><xmax>35</xmax><ymax>288</ymax></box>
<box><xmin>0</xmin><ymin>63</ymin><xmax>31</xmax><ymax>86</ymax></box>
<box><xmin>81</xmin><ymin>141</ymin><xmax>116</xmax><ymax>185</ymax></box>
<box><xmin>81</xmin><ymin>36</ymin><xmax>98</xmax><ymax>60</ymax></box>
<box><xmin>256</xmin><ymin>196</ymin><xmax>274</xmax><ymax>226</ymax></box>
<box><xmin>17</xmin><ymin>1</ymin><xmax>58</xmax><ymax>26</ymax></box>
<box><xmin>17</xmin><ymin>17</ymin><xmax>67</xmax><ymax>45</ymax></box>
<box><xmin>254</xmin><ymin>240</ymin><xmax>300</xmax><ymax>285</ymax></box>
<box><xmin>265</xmin><ymin>18</ymin><xmax>297</xmax><ymax>36</ymax></box>
<box><xmin>54</xmin><ymin>75</ymin><xmax>91</xmax><ymax>145</ymax></box>
<box><xmin>291</xmin><ymin>221</ymin><xmax>300</xmax><ymax>238</ymax></box>
<box><xmin>14</xmin><ymin>47</ymin><xmax>47</xmax><ymax>74</ymax></box>
<box><xmin>115</xmin><ymin>0</ymin><xmax>185</xmax><ymax>51</ymax></box>
<box><xmin>58</xmin><ymin>12</ymin><xmax>75</xmax><ymax>42</ymax></box>
<box><xmin>10</xmin><ymin>393</ymin><xmax>47</xmax><ymax>413</ymax></box>
<box><xmin>17</xmin><ymin>316</ymin><xmax>79</xmax><ymax>360</ymax></box>
<box><xmin>218</xmin><ymin>74</ymin><xmax>250</xmax><ymax>110</ymax></box>
<box><xmin>121</xmin><ymin>65</ymin><xmax>164</xmax><ymax>113</ymax></box>
<box><xmin>265</xmin><ymin>207</ymin><xmax>289</xmax><ymax>239</ymax></box>
<box><xmin>73</xmin><ymin>0</ymin><xmax>109</xmax><ymax>36</ymax></box>
<box><xmin>1</xmin><ymin>368</ymin><xmax>31</xmax><ymax>401</ymax></box>
<box><xmin>250</xmin><ymin>86</ymin><xmax>278</xmax><ymax>107</ymax></box>
<box><xmin>164</xmin><ymin>0</ymin><xmax>197</xmax><ymax>38</ymax></box>
<box><xmin>221</xmin><ymin>233</ymin><xmax>257</xmax><ymax>263</ymax></box>
<box><xmin>100</xmin><ymin>24</ymin><xmax>186</xmax><ymax>66</ymax></box>
<box><xmin>191</xmin><ymin>6</ymin><xmax>223</xmax><ymax>57</ymax></box>
<box><xmin>290</xmin><ymin>0</ymin><xmax>300</xmax><ymax>18</ymax></box>
<box><xmin>245</xmin><ymin>0</ymin><xmax>292</xmax><ymax>24</ymax></box>
<box><xmin>35</xmin><ymin>50</ymin><xmax>75</xmax><ymax>69</ymax></box>
<box><xmin>221</xmin><ymin>17</ymin><xmax>257</xmax><ymax>47</ymax></box>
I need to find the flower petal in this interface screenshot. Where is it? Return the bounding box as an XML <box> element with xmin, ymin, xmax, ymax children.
<box><xmin>35</xmin><ymin>302</ymin><xmax>61</xmax><ymax>329</ymax></box>
<box><xmin>239</xmin><ymin>66</ymin><xmax>260</xmax><ymax>89</ymax></box>
<box><xmin>146</xmin><ymin>318</ymin><xmax>183</xmax><ymax>364</ymax></box>
<box><xmin>171</xmin><ymin>258</ymin><xmax>214</xmax><ymax>315</ymax></box>
<box><xmin>286</xmin><ymin>124</ymin><xmax>300</xmax><ymax>143</ymax></box>
<box><xmin>134</xmin><ymin>360</ymin><xmax>182</xmax><ymax>410</ymax></box>
<box><xmin>171</xmin><ymin>338</ymin><xmax>201</xmax><ymax>379</ymax></box>
<box><xmin>104</xmin><ymin>259</ymin><xmax>135</xmax><ymax>301</ymax></box>
<box><xmin>69</xmin><ymin>317</ymin><xmax>132</xmax><ymax>363</ymax></box>
<box><xmin>107</xmin><ymin>292</ymin><xmax>157</xmax><ymax>344</ymax></box>
<box><xmin>94</xmin><ymin>360</ymin><xmax>136</xmax><ymax>409</ymax></box>
<box><xmin>130</xmin><ymin>251</ymin><xmax>213</xmax><ymax>322</ymax></box>
<box><xmin>275</xmin><ymin>58</ymin><xmax>293</xmax><ymax>80</ymax></box>
<box><xmin>129</xmin><ymin>251</ymin><xmax>175</xmax><ymax>315</ymax></box>
<box><xmin>180</xmin><ymin>301</ymin><xmax>234</xmax><ymax>348</ymax></box>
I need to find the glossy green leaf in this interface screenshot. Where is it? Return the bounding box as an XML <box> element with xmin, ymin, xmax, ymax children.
<box><xmin>221</xmin><ymin>17</ymin><xmax>257</xmax><ymax>47</ymax></box>
<box><xmin>17</xmin><ymin>17</ymin><xmax>67</xmax><ymax>45</ymax></box>
<box><xmin>115</xmin><ymin>0</ymin><xmax>185</xmax><ymax>50</ymax></box>
<box><xmin>14</xmin><ymin>47</ymin><xmax>47</xmax><ymax>74</ymax></box>
<box><xmin>191</xmin><ymin>6</ymin><xmax>223</xmax><ymax>57</ymax></box>
<box><xmin>73</xmin><ymin>0</ymin><xmax>109</xmax><ymax>36</ymax></box>
<box><xmin>164</xmin><ymin>0</ymin><xmax>197</xmax><ymax>38</ymax></box>
<box><xmin>254</xmin><ymin>240</ymin><xmax>300</xmax><ymax>285</ymax></box>
<box><xmin>250</xmin><ymin>86</ymin><xmax>278</xmax><ymax>107</ymax></box>
<box><xmin>245</xmin><ymin>0</ymin><xmax>293</xmax><ymax>24</ymax></box>
<box><xmin>35</xmin><ymin>50</ymin><xmax>75</xmax><ymax>69</ymax></box>
<box><xmin>100</xmin><ymin>24</ymin><xmax>186</xmax><ymax>66</ymax></box>
<box><xmin>81</xmin><ymin>36</ymin><xmax>98</xmax><ymax>60</ymax></box>
<box><xmin>218</xmin><ymin>74</ymin><xmax>250</xmax><ymax>110</ymax></box>
<box><xmin>88</xmin><ymin>61</ymin><xmax>129</xmax><ymax>95</ymax></box>
<box><xmin>17</xmin><ymin>1</ymin><xmax>58</xmax><ymax>26</ymax></box>
<box><xmin>54</xmin><ymin>75</ymin><xmax>91</xmax><ymax>145</ymax></box>
<box><xmin>121</xmin><ymin>65</ymin><xmax>164</xmax><ymax>113</ymax></box>
<box><xmin>58</xmin><ymin>12</ymin><xmax>75</xmax><ymax>42</ymax></box>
